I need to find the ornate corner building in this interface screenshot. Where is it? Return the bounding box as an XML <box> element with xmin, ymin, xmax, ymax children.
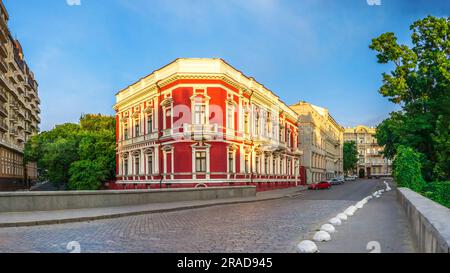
<box><xmin>344</xmin><ymin>126</ymin><xmax>392</xmax><ymax>178</ymax></box>
<box><xmin>112</xmin><ymin>58</ymin><xmax>305</xmax><ymax>191</ymax></box>
<box><xmin>0</xmin><ymin>1</ymin><xmax>40</xmax><ymax>190</ymax></box>
<box><xmin>290</xmin><ymin>102</ymin><xmax>344</xmax><ymax>184</ymax></box>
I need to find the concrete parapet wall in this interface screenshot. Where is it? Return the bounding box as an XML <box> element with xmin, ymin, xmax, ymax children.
<box><xmin>0</xmin><ymin>186</ymin><xmax>256</xmax><ymax>213</ymax></box>
<box><xmin>397</xmin><ymin>187</ymin><xmax>450</xmax><ymax>253</ymax></box>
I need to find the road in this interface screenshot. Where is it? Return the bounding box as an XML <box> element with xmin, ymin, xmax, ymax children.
<box><xmin>0</xmin><ymin>179</ymin><xmax>417</xmax><ymax>253</ymax></box>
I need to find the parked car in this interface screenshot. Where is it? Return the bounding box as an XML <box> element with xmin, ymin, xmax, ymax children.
<box><xmin>308</xmin><ymin>181</ymin><xmax>332</xmax><ymax>190</ymax></box>
<box><xmin>337</xmin><ymin>176</ymin><xmax>345</xmax><ymax>183</ymax></box>
<box><xmin>328</xmin><ymin>178</ymin><xmax>343</xmax><ymax>185</ymax></box>
<box><xmin>345</xmin><ymin>176</ymin><xmax>356</xmax><ymax>181</ymax></box>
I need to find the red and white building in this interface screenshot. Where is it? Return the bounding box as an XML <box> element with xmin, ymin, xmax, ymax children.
<box><xmin>112</xmin><ymin>58</ymin><xmax>305</xmax><ymax>191</ymax></box>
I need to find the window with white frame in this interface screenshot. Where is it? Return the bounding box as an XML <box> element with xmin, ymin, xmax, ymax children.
<box><xmin>134</xmin><ymin>119</ymin><xmax>140</xmax><ymax>137</ymax></box>
<box><xmin>287</xmin><ymin>159</ymin><xmax>291</xmax><ymax>175</ymax></box>
<box><xmin>273</xmin><ymin>157</ymin><xmax>277</xmax><ymax>175</ymax></box>
<box><xmin>124</xmin><ymin>159</ymin><xmax>128</xmax><ymax>176</ymax></box>
<box><xmin>194</xmin><ymin>104</ymin><xmax>206</xmax><ymax>125</ymax></box>
<box><xmin>147</xmin><ymin>153</ymin><xmax>153</xmax><ymax>175</ymax></box>
<box><xmin>228</xmin><ymin>151</ymin><xmax>235</xmax><ymax>173</ymax></box>
<box><xmin>147</xmin><ymin>114</ymin><xmax>153</xmax><ymax>134</ymax></box>
<box><xmin>264</xmin><ymin>157</ymin><xmax>269</xmax><ymax>174</ymax></box>
<box><xmin>287</xmin><ymin>129</ymin><xmax>291</xmax><ymax>147</ymax></box>
<box><xmin>134</xmin><ymin>155</ymin><xmax>140</xmax><ymax>175</ymax></box>
<box><xmin>255</xmin><ymin>114</ymin><xmax>260</xmax><ymax>136</ymax></box>
<box><xmin>227</xmin><ymin>105</ymin><xmax>235</xmax><ymax>130</ymax></box>
<box><xmin>255</xmin><ymin>156</ymin><xmax>260</xmax><ymax>174</ymax></box>
<box><xmin>244</xmin><ymin>113</ymin><xmax>249</xmax><ymax>135</ymax></box>
<box><xmin>244</xmin><ymin>154</ymin><xmax>250</xmax><ymax>174</ymax></box>
<box><xmin>123</xmin><ymin>123</ymin><xmax>128</xmax><ymax>140</ymax></box>
<box><xmin>195</xmin><ymin>151</ymin><xmax>207</xmax><ymax>173</ymax></box>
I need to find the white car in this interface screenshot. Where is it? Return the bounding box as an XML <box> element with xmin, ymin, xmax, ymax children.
<box><xmin>328</xmin><ymin>178</ymin><xmax>343</xmax><ymax>185</ymax></box>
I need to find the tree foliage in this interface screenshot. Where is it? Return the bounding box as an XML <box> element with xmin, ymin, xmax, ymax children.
<box><xmin>343</xmin><ymin>141</ymin><xmax>358</xmax><ymax>174</ymax></box>
<box><xmin>392</xmin><ymin>146</ymin><xmax>427</xmax><ymax>192</ymax></box>
<box><xmin>24</xmin><ymin>114</ymin><xmax>116</xmax><ymax>190</ymax></box>
<box><xmin>370</xmin><ymin>16</ymin><xmax>450</xmax><ymax>181</ymax></box>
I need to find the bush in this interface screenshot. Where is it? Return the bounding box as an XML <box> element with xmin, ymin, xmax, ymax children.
<box><xmin>422</xmin><ymin>181</ymin><xmax>450</xmax><ymax>208</ymax></box>
<box><xmin>393</xmin><ymin>146</ymin><xmax>426</xmax><ymax>192</ymax></box>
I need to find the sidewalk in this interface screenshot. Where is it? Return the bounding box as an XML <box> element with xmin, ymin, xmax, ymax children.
<box><xmin>0</xmin><ymin>186</ymin><xmax>307</xmax><ymax>228</ymax></box>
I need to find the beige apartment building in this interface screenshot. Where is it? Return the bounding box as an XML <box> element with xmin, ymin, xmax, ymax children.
<box><xmin>291</xmin><ymin>101</ymin><xmax>344</xmax><ymax>184</ymax></box>
<box><xmin>344</xmin><ymin>126</ymin><xmax>392</xmax><ymax>178</ymax></box>
<box><xmin>0</xmin><ymin>0</ymin><xmax>40</xmax><ymax>189</ymax></box>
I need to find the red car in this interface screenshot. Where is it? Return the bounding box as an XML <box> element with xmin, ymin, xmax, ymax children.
<box><xmin>308</xmin><ymin>181</ymin><xmax>332</xmax><ymax>190</ymax></box>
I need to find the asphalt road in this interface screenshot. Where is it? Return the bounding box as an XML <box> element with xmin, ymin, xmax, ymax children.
<box><xmin>0</xmin><ymin>179</ymin><xmax>417</xmax><ymax>253</ymax></box>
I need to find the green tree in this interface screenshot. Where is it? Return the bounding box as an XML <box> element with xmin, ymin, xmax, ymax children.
<box><xmin>370</xmin><ymin>16</ymin><xmax>450</xmax><ymax>181</ymax></box>
<box><xmin>24</xmin><ymin>114</ymin><xmax>116</xmax><ymax>190</ymax></box>
<box><xmin>393</xmin><ymin>146</ymin><xmax>427</xmax><ymax>192</ymax></box>
<box><xmin>343</xmin><ymin>141</ymin><xmax>358</xmax><ymax>175</ymax></box>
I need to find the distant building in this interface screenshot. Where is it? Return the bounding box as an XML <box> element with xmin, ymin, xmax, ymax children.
<box><xmin>291</xmin><ymin>102</ymin><xmax>344</xmax><ymax>184</ymax></box>
<box><xmin>112</xmin><ymin>58</ymin><xmax>305</xmax><ymax>191</ymax></box>
<box><xmin>344</xmin><ymin>126</ymin><xmax>392</xmax><ymax>178</ymax></box>
<box><xmin>0</xmin><ymin>0</ymin><xmax>40</xmax><ymax>190</ymax></box>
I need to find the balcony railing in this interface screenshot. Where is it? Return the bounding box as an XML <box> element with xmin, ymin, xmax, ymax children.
<box><xmin>118</xmin><ymin>131</ymin><xmax>159</xmax><ymax>147</ymax></box>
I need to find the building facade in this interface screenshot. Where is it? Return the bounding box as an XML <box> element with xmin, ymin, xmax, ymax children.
<box><xmin>0</xmin><ymin>1</ymin><xmax>40</xmax><ymax>190</ymax></box>
<box><xmin>112</xmin><ymin>58</ymin><xmax>305</xmax><ymax>191</ymax></box>
<box><xmin>344</xmin><ymin>126</ymin><xmax>392</xmax><ymax>178</ymax></box>
<box><xmin>290</xmin><ymin>102</ymin><xmax>344</xmax><ymax>184</ymax></box>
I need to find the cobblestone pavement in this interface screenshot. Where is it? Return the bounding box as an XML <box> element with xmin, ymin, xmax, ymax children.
<box><xmin>0</xmin><ymin>179</ymin><xmax>406</xmax><ymax>253</ymax></box>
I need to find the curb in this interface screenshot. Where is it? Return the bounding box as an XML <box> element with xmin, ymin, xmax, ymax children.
<box><xmin>0</xmin><ymin>189</ymin><xmax>306</xmax><ymax>228</ymax></box>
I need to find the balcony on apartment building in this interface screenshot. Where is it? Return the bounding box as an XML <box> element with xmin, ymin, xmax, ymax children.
<box><xmin>0</xmin><ymin>103</ymin><xmax>7</xmax><ymax>117</ymax></box>
<box><xmin>0</xmin><ymin>58</ymin><xmax>7</xmax><ymax>74</ymax></box>
<box><xmin>0</xmin><ymin>118</ymin><xmax>7</xmax><ymax>132</ymax></box>
<box><xmin>0</xmin><ymin>43</ymin><xmax>6</xmax><ymax>59</ymax></box>
<box><xmin>0</xmin><ymin>89</ymin><xmax>6</xmax><ymax>102</ymax></box>
<box><xmin>0</xmin><ymin>26</ymin><xmax>7</xmax><ymax>43</ymax></box>
<box><xmin>9</xmin><ymin>127</ymin><xmax>18</xmax><ymax>136</ymax></box>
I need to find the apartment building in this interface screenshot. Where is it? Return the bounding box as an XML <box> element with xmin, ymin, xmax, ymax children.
<box><xmin>344</xmin><ymin>125</ymin><xmax>392</xmax><ymax>178</ymax></box>
<box><xmin>291</xmin><ymin>102</ymin><xmax>344</xmax><ymax>184</ymax></box>
<box><xmin>0</xmin><ymin>1</ymin><xmax>40</xmax><ymax>189</ymax></box>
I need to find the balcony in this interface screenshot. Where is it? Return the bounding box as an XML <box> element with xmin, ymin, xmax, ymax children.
<box><xmin>17</xmin><ymin>121</ymin><xmax>24</xmax><ymax>129</ymax></box>
<box><xmin>16</xmin><ymin>72</ymin><xmax>25</xmax><ymax>82</ymax></box>
<box><xmin>0</xmin><ymin>59</ymin><xmax>7</xmax><ymax>73</ymax></box>
<box><xmin>118</xmin><ymin>131</ymin><xmax>159</xmax><ymax>148</ymax></box>
<box><xmin>0</xmin><ymin>119</ymin><xmax>7</xmax><ymax>132</ymax></box>
<box><xmin>17</xmin><ymin>133</ymin><xmax>25</xmax><ymax>143</ymax></box>
<box><xmin>0</xmin><ymin>89</ymin><xmax>7</xmax><ymax>102</ymax></box>
<box><xmin>9</xmin><ymin>115</ymin><xmax>18</xmax><ymax>124</ymax></box>
<box><xmin>9</xmin><ymin>128</ymin><xmax>18</xmax><ymax>136</ymax></box>
<box><xmin>0</xmin><ymin>43</ymin><xmax>6</xmax><ymax>58</ymax></box>
<box><xmin>0</xmin><ymin>103</ymin><xmax>7</xmax><ymax>116</ymax></box>
<box><xmin>25</xmin><ymin>124</ymin><xmax>32</xmax><ymax>134</ymax></box>
<box><xmin>8</xmin><ymin>72</ymin><xmax>17</xmax><ymax>85</ymax></box>
<box><xmin>182</xmin><ymin>123</ymin><xmax>219</xmax><ymax>140</ymax></box>
<box><xmin>0</xmin><ymin>27</ymin><xmax>7</xmax><ymax>43</ymax></box>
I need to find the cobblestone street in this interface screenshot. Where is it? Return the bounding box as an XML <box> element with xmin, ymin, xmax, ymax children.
<box><xmin>0</xmin><ymin>179</ymin><xmax>415</xmax><ymax>253</ymax></box>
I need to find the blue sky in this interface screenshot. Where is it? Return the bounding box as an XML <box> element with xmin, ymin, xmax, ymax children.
<box><xmin>3</xmin><ymin>0</ymin><xmax>449</xmax><ymax>131</ymax></box>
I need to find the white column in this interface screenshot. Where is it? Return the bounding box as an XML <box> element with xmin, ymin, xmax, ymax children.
<box><xmin>140</xmin><ymin>149</ymin><xmax>145</xmax><ymax>175</ymax></box>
